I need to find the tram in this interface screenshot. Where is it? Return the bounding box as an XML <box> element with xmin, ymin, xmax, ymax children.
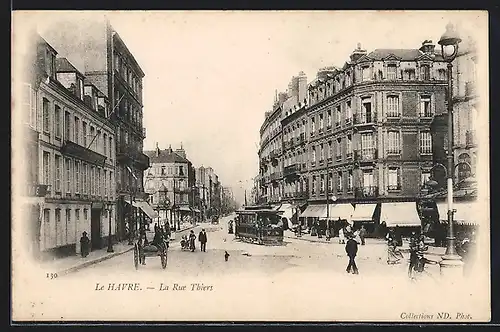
<box><xmin>234</xmin><ymin>207</ymin><xmax>284</xmax><ymax>245</ymax></box>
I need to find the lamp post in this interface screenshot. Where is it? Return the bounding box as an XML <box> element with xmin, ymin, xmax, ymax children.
<box><xmin>106</xmin><ymin>202</ymin><xmax>114</xmax><ymax>253</ymax></box>
<box><xmin>438</xmin><ymin>22</ymin><xmax>464</xmax><ymax>278</ymax></box>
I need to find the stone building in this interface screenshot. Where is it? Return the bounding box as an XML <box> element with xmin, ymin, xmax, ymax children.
<box><xmin>41</xmin><ymin>16</ymin><xmax>150</xmax><ymax>240</ymax></box>
<box><xmin>20</xmin><ymin>35</ymin><xmax>117</xmax><ymax>258</ymax></box>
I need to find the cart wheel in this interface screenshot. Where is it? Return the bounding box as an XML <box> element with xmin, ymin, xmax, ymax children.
<box><xmin>161</xmin><ymin>252</ymin><xmax>167</xmax><ymax>269</ymax></box>
<box><xmin>133</xmin><ymin>244</ymin><xmax>139</xmax><ymax>270</ymax></box>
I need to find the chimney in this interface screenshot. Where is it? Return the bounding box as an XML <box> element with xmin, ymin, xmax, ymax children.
<box><xmin>350</xmin><ymin>42</ymin><xmax>367</xmax><ymax>62</ymax></box>
<box><xmin>175</xmin><ymin>143</ymin><xmax>186</xmax><ymax>159</ymax></box>
<box><xmin>155</xmin><ymin>142</ymin><xmax>160</xmax><ymax>157</ymax></box>
<box><xmin>419</xmin><ymin>40</ymin><xmax>435</xmax><ymax>55</ymax></box>
<box><xmin>278</xmin><ymin>92</ymin><xmax>288</xmax><ymax>104</ymax></box>
<box><xmin>297</xmin><ymin>71</ymin><xmax>307</xmax><ymax>107</ymax></box>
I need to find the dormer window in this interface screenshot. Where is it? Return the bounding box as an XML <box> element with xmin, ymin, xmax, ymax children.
<box><xmin>45</xmin><ymin>48</ymin><xmax>56</xmax><ymax>79</ymax></box>
<box><xmin>387</xmin><ymin>64</ymin><xmax>397</xmax><ymax>80</ymax></box>
<box><xmin>361</xmin><ymin>66</ymin><xmax>371</xmax><ymax>81</ymax></box>
<box><xmin>420</xmin><ymin>64</ymin><xmax>430</xmax><ymax>80</ymax></box>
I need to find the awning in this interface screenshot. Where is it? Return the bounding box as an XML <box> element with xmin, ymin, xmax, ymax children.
<box><xmin>381</xmin><ymin>202</ymin><xmax>421</xmax><ymax>227</ymax></box>
<box><xmin>179</xmin><ymin>206</ymin><xmax>192</xmax><ymax>212</ymax></box>
<box><xmin>326</xmin><ymin>203</ymin><xmax>354</xmax><ymax>221</ymax></box>
<box><xmin>436</xmin><ymin>200</ymin><xmax>483</xmax><ymax>226</ymax></box>
<box><xmin>277</xmin><ymin>203</ymin><xmax>295</xmax><ymax>220</ymax></box>
<box><xmin>134</xmin><ymin>201</ymin><xmax>159</xmax><ymax>220</ymax></box>
<box><xmin>351</xmin><ymin>203</ymin><xmax>377</xmax><ymax>222</ymax></box>
<box><xmin>191</xmin><ymin>208</ymin><xmax>201</xmax><ymax>213</ymax></box>
<box><xmin>299</xmin><ymin>204</ymin><xmax>327</xmax><ymax>218</ymax></box>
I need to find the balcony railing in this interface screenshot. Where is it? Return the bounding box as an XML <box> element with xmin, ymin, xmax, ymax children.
<box><xmin>466</xmin><ymin>130</ymin><xmax>477</xmax><ymax>147</ymax></box>
<box><xmin>388</xmin><ymin>184</ymin><xmax>402</xmax><ymax>191</ymax></box>
<box><xmin>354</xmin><ymin>149</ymin><xmax>378</xmax><ymax>161</ymax></box>
<box><xmin>117</xmin><ymin>143</ymin><xmax>150</xmax><ymax>170</ymax></box>
<box><xmin>270</xmin><ymin>172</ymin><xmax>282</xmax><ymax>181</ymax></box>
<box><xmin>354</xmin><ymin>113</ymin><xmax>376</xmax><ymax>125</ymax></box>
<box><xmin>354</xmin><ymin>186</ymin><xmax>379</xmax><ymax>198</ymax></box>
<box><xmin>61</xmin><ymin>140</ymin><xmax>107</xmax><ymax>166</ymax></box>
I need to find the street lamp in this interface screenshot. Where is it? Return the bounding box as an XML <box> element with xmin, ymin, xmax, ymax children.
<box><xmin>438</xmin><ymin>22</ymin><xmax>464</xmax><ymax>278</ymax></box>
<box><xmin>106</xmin><ymin>202</ymin><xmax>114</xmax><ymax>253</ymax></box>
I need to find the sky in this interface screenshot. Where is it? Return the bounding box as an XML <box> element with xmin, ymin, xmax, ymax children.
<box><xmin>17</xmin><ymin>10</ymin><xmax>487</xmax><ymax>205</ymax></box>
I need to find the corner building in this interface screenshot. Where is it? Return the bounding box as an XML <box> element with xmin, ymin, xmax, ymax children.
<box><xmin>301</xmin><ymin>42</ymin><xmax>448</xmax><ymax>232</ymax></box>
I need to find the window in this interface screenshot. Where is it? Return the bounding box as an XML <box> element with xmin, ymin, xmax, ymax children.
<box><xmin>22</xmin><ymin>83</ymin><xmax>36</xmax><ymax>128</ymax></box>
<box><xmin>90</xmin><ymin>166</ymin><xmax>95</xmax><ymax>195</ymax></box>
<box><xmin>437</xmin><ymin>69</ymin><xmax>446</xmax><ymax>80</ymax></box>
<box><xmin>78</xmin><ymin>78</ymin><xmax>84</xmax><ymax>100</ymax></box>
<box><xmin>161</xmin><ymin>166</ymin><xmax>166</xmax><ymax>175</ymax></box>
<box><xmin>103</xmin><ymin>133</ymin><xmax>107</xmax><ymax>156</ymax></box>
<box><xmin>82</xmin><ymin>163</ymin><xmax>87</xmax><ymax>194</ymax></box>
<box><xmin>347</xmin><ymin>171</ymin><xmax>353</xmax><ymax>191</ymax></box>
<box><xmin>310</xmin><ymin>118</ymin><xmax>316</xmax><ymax>135</ymax></box>
<box><xmin>361</xmin><ymin>133</ymin><xmax>375</xmax><ymax>159</ymax></box>
<box><xmin>43</xmin><ymin>209</ymin><xmax>50</xmax><ymax>248</ymax></box>
<box><xmin>387</xmin><ymin>95</ymin><xmax>400</xmax><ymax>117</ymax></box>
<box><xmin>54</xmin><ymin>105</ymin><xmax>61</xmax><ymax>138</ymax></box>
<box><xmin>43</xmin><ymin>98</ymin><xmax>50</xmax><ymax>133</ymax></box>
<box><xmin>328</xmin><ymin>173</ymin><xmax>333</xmax><ymax>191</ymax></box>
<box><xmin>82</xmin><ymin>122</ymin><xmax>88</xmax><ymax>147</ymax></box>
<box><xmin>104</xmin><ymin>170</ymin><xmax>108</xmax><ymax>196</ymax></box>
<box><xmin>387</xmin><ymin>64</ymin><xmax>397</xmax><ymax>80</ymax></box>
<box><xmin>65</xmin><ymin>111</ymin><xmax>71</xmax><ymax>141</ymax></box>
<box><xmin>109</xmin><ymin>137</ymin><xmax>113</xmax><ymax>159</ymax></box>
<box><xmin>345</xmin><ymin>101</ymin><xmax>352</xmax><ymax>123</ymax></box>
<box><xmin>387</xmin><ymin>131</ymin><xmax>401</xmax><ymax>154</ymax></box>
<box><xmin>388</xmin><ymin>168</ymin><xmax>400</xmax><ymax>190</ymax></box>
<box><xmin>336</xmin><ymin>138</ymin><xmax>342</xmax><ymax>160</ymax></box>
<box><xmin>327</xmin><ymin>110</ymin><xmax>332</xmax><ymax>127</ymax></box>
<box><xmin>361</xmin><ymin>99</ymin><xmax>372</xmax><ymax>123</ymax></box>
<box><xmin>421</xmin><ymin>171</ymin><xmax>431</xmax><ymax>186</ymax></box>
<box><xmin>319</xmin><ymin>114</ymin><xmax>324</xmax><ymax>130</ymax></box>
<box><xmin>420</xmin><ymin>96</ymin><xmax>432</xmax><ymax>117</ymax></box>
<box><xmin>97</xmin><ymin>168</ymin><xmax>101</xmax><ymax>196</ymax></box>
<box><xmin>90</xmin><ymin>126</ymin><xmax>95</xmax><ymax>150</ymax></box>
<box><xmin>65</xmin><ymin>158</ymin><xmax>71</xmax><ymax>194</ymax></box>
<box><xmin>363</xmin><ymin>171</ymin><xmax>374</xmax><ymax>188</ymax></box>
<box><xmin>336</xmin><ymin>106</ymin><xmax>341</xmax><ymax>126</ymax></box>
<box><xmin>362</xmin><ymin>66</ymin><xmax>371</xmax><ymax>81</ymax></box>
<box><xmin>320</xmin><ymin>175</ymin><xmax>325</xmax><ymax>193</ymax></box>
<box><xmin>319</xmin><ymin>144</ymin><xmax>324</xmax><ymax>161</ymax></box>
<box><xmin>337</xmin><ymin>172</ymin><xmax>343</xmax><ymax>192</ymax></box>
<box><xmin>75</xmin><ymin>161</ymin><xmax>80</xmax><ymax>193</ymax></box>
<box><xmin>329</xmin><ymin>141</ymin><xmax>334</xmax><ymax>160</ymax></box>
<box><xmin>311</xmin><ymin>146</ymin><xmax>316</xmax><ymax>163</ymax></box>
<box><xmin>74</xmin><ymin>117</ymin><xmax>80</xmax><ymax>144</ymax></box>
<box><xmin>346</xmin><ymin>135</ymin><xmax>353</xmax><ymax>158</ymax></box>
<box><xmin>404</xmin><ymin>69</ymin><xmax>416</xmax><ymax>80</ymax></box>
<box><xmin>419</xmin><ymin>131</ymin><xmax>432</xmax><ymax>154</ymax></box>
<box><xmin>55</xmin><ymin>209</ymin><xmax>61</xmax><ymax>246</ymax></box>
<box><xmin>75</xmin><ymin>209</ymin><xmax>80</xmax><ymax>238</ymax></box>
<box><xmin>312</xmin><ymin>176</ymin><xmax>316</xmax><ymax>195</ymax></box>
<box><xmin>55</xmin><ymin>155</ymin><xmax>61</xmax><ymax>192</ymax></box>
<box><xmin>97</xmin><ymin>131</ymin><xmax>101</xmax><ymax>154</ymax></box>
<box><xmin>43</xmin><ymin>152</ymin><xmax>50</xmax><ymax>185</ymax></box>
<box><xmin>420</xmin><ymin>65</ymin><xmax>430</xmax><ymax>80</ymax></box>
<box><xmin>109</xmin><ymin>171</ymin><xmax>113</xmax><ymax>198</ymax></box>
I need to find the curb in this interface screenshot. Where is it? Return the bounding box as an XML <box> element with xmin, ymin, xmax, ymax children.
<box><xmin>58</xmin><ymin>225</ymin><xmax>199</xmax><ymax>276</ymax></box>
<box><xmin>58</xmin><ymin>246</ymin><xmax>134</xmax><ymax>276</ymax></box>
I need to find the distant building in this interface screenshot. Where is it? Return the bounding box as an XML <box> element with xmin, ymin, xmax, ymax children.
<box><xmin>144</xmin><ymin>144</ymin><xmax>198</xmax><ymax>227</ymax></box>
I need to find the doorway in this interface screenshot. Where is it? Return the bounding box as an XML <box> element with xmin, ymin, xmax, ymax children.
<box><xmin>91</xmin><ymin>208</ymin><xmax>102</xmax><ymax>250</ymax></box>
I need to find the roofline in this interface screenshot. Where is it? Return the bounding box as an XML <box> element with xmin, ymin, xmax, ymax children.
<box><xmin>111</xmin><ymin>25</ymin><xmax>145</xmax><ymax>78</ymax></box>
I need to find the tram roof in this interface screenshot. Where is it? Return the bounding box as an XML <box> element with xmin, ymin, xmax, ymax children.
<box><xmin>236</xmin><ymin>209</ymin><xmax>281</xmax><ymax>214</ymax></box>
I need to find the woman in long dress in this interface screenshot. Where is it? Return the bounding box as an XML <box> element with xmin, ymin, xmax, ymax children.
<box><xmin>387</xmin><ymin>233</ymin><xmax>403</xmax><ymax>264</ymax></box>
<box><xmin>338</xmin><ymin>227</ymin><xmax>345</xmax><ymax>244</ymax></box>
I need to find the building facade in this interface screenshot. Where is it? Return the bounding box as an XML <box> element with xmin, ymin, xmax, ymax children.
<box><xmin>257</xmin><ymin>41</ymin><xmax>449</xmax><ymax>231</ymax></box>
<box><xmin>195</xmin><ymin>166</ymin><xmax>222</xmax><ymax>219</ymax></box>
<box><xmin>144</xmin><ymin>145</ymin><xmax>198</xmax><ymax>227</ymax></box>
<box><xmin>22</xmin><ymin>35</ymin><xmax>117</xmax><ymax>258</ymax></box>
<box><xmin>42</xmin><ymin>17</ymin><xmax>150</xmax><ymax>240</ymax></box>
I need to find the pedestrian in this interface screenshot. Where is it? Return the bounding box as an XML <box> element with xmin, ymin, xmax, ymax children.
<box><xmin>189</xmin><ymin>230</ymin><xmax>197</xmax><ymax>252</ymax></box>
<box><xmin>387</xmin><ymin>233</ymin><xmax>402</xmax><ymax>265</ymax></box>
<box><xmin>224</xmin><ymin>251</ymin><xmax>230</xmax><ymax>262</ymax></box>
<box><xmin>408</xmin><ymin>232</ymin><xmax>418</xmax><ymax>278</ymax></box>
<box><xmin>80</xmin><ymin>231</ymin><xmax>90</xmax><ymax>258</ymax></box>
<box><xmin>394</xmin><ymin>225</ymin><xmax>402</xmax><ymax>247</ymax></box>
<box><xmin>359</xmin><ymin>225</ymin><xmax>367</xmax><ymax>245</ymax></box>
<box><xmin>326</xmin><ymin>225</ymin><xmax>331</xmax><ymax>241</ymax></box>
<box><xmin>198</xmin><ymin>229</ymin><xmax>208</xmax><ymax>252</ymax></box>
<box><xmin>297</xmin><ymin>223</ymin><xmax>302</xmax><ymax>237</ymax></box>
<box><xmin>339</xmin><ymin>227</ymin><xmax>345</xmax><ymax>244</ymax></box>
<box><xmin>345</xmin><ymin>235</ymin><xmax>359</xmax><ymax>274</ymax></box>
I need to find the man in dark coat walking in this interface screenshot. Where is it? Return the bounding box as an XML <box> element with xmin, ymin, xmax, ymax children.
<box><xmin>80</xmin><ymin>231</ymin><xmax>90</xmax><ymax>258</ymax></box>
<box><xmin>198</xmin><ymin>229</ymin><xmax>208</xmax><ymax>252</ymax></box>
<box><xmin>345</xmin><ymin>235</ymin><xmax>359</xmax><ymax>274</ymax></box>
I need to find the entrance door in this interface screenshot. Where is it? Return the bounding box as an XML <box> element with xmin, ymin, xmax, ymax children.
<box><xmin>91</xmin><ymin>209</ymin><xmax>102</xmax><ymax>250</ymax></box>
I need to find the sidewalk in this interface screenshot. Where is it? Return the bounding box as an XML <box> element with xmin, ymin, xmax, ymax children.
<box><xmin>45</xmin><ymin>224</ymin><xmax>198</xmax><ymax>276</ymax></box>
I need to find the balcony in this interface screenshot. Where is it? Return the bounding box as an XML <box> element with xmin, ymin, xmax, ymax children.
<box><xmin>354</xmin><ymin>113</ymin><xmax>376</xmax><ymax>125</ymax></box>
<box><xmin>284</xmin><ymin>164</ymin><xmax>300</xmax><ymax>177</ymax></box>
<box><xmin>466</xmin><ymin>130</ymin><xmax>477</xmax><ymax>147</ymax></box>
<box><xmin>117</xmin><ymin>143</ymin><xmax>150</xmax><ymax>170</ymax></box>
<box><xmin>354</xmin><ymin>149</ymin><xmax>378</xmax><ymax>162</ymax></box>
<box><xmin>292</xmin><ymin>191</ymin><xmax>308</xmax><ymax>199</ymax></box>
<box><xmin>270</xmin><ymin>172</ymin><xmax>282</xmax><ymax>181</ymax></box>
<box><xmin>61</xmin><ymin>140</ymin><xmax>107</xmax><ymax>166</ymax></box>
<box><xmin>465</xmin><ymin>82</ymin><xmax>477</xmax><ymax>98</ymax></box>
<box><xmin>345</xmin><ymin>117</ymin><xmax>353</xmax><ymax>126</ymax></box>
<box><xmin>354</xmin><ymin>186</ymin><xmax>379</xmax><ymax>199</ymax></box>
<box><xmin>298</xmin><ymin>133</ymin><xmax>306</xmax><ymax>145</ymax></box>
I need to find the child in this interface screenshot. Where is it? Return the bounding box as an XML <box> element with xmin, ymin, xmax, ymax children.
<box><xmin>224</xmin><ymin>251</ymin><xmax>230</xmax><ymax>262</ymax></box>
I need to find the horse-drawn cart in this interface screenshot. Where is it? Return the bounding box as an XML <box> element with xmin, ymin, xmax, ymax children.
<box><xmin>133</xmin><ymin>231</ymin><xmax>169</xmax><ymax>270</ymax></box>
